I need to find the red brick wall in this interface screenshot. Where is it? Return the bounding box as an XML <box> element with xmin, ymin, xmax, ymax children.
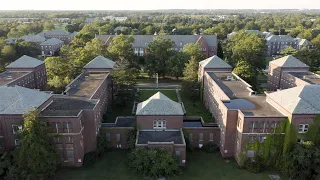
<box><xmin>136</xmin><ymin>115</ymin><xmax>183</xmax><ymax>129</ymax></box>
<box><xmin>99</xmin><ymin>127</ymin><xmax>134</xmax><ymax>149</ymax></box>
<box><xmin>280</xmin><ymin>71</ymin><xmax>310</xmax><ymax>89</ymax></box>
<box><xmin>183</xmin><ymin>127</ymin><xmax>220</xmax><ymax>147</ymax></box>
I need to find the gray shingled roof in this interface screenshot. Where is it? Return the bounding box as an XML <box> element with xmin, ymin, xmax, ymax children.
<box><xmin>267</xmin><ymin>85</ymin><xmax>320</xmax><ymax>114</ymax></box>
<box><xmin>20</xmin><ymin>35</ymin><xmax>46</xmax><ymax>43</ymax></box>
<box><xmin>199</xmin><ymin>55</ymin><xmax>232</xmax><ymax>69</ymax></box>
<box><xmin>270</xmin><ymin>55</ymin><xmax>309</xmax><ymax>68</ymax></box>
<box><xmin>0</xmin><ymin>86</ymin><xmax>52</xmax><ymax>114</ymax></box>
<box><xmin>6</xmin><ymin>55</ymin><xmax>44</xmax><ymax>68</ymax></box>
<box><xmin>136</xmin><ymin>92</ymin><xmax>184</xmax><ymax>115</ymax></box>
<box><xmin>84</xmin><ymin>56</ymin><xmax>116</xmax><ymax>69</ymax></box>
<box><xmin>96</xmin><ymin>35</ymin><xmax>217</xmax><ymax>47</ymax></box>
<box><xmin>266</xmin><ymin>35</ymin><xmax>295</xmax><ymax>42</ymax></box>
<box><xmin>40</xmin><ymin>38</ymin><xmax>64</xmax><ymax>46</ymax></box>
<box><xmin>44</xmin><ymin>30</ymin><xmax>71</xmax><ymax>36</ymax></box>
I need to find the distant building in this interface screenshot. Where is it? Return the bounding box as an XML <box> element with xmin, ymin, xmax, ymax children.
<box><xmin>102</xmin><ymin>16</ymin><xmax>128</xmax><ymax>22</ymax></box>
<box><xmin>40</xmin><ymin>38</ymin><xmax>64</xmax><ymax>56</ymax></box>
<box><xmin>96</xmin><ymin>35</ymin><xmax>218</xmax><ymax>58</ymax></box>
<box><xmin>38</xmin><ymin>30</ymin><xmax>78</xmax><ymax>44</ymax></box>
<box><xmin>267</xmin><ymin>55</ymin><xmax>317</xmax><ymax>91</ymax></box>
<box><xmin>266</xmin><ymin>35</ymin><xmax>297</xmax><ymax>56</ymax></box>
<box><xmin>20</xmin><ymin>35</ymin><xmax>46</xmax><ymax>43</ymax></box>
<box><xmin>0</xmin><ymin>55</ymin><xmax>47</xmax><ymax>89</ymax></box>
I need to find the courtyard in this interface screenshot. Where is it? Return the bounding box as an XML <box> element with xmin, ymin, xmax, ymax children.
<box><xmin>54</xmin><ymin>150</ymin><xmax>276</xmax><ymax>180</ymax></box>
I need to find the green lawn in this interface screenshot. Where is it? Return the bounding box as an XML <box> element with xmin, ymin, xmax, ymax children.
<box><xmin>103</xmin><ymin>103</ymin><xmax>134</xmax><ymax>123</ymax></box>
<box><xmin>54</xmin><ymin>150</ymin><xmax>276</xmax><ymax>180</ymax></box>
<box><xmin>138</xmin><ymin>90</ymin><xmax>178</xmax><ymax>102</ymax></box>
<box><xmin>181</xmin><ymin>95</ymin><xmax>214</xmax><ymax>123</ymax></box>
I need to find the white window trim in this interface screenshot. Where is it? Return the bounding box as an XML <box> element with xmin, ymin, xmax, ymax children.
<box><xmin>298</xmin><ymin>124</ymin><xmax>309</xmax><ymax>133</ymax></box>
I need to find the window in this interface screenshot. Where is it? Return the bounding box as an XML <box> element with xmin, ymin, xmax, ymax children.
<box><xmin>199</xmin><ymin>133</ymin><xmax>203</xmax><ymax>142</ymax></box>
<box><xmin>65</xmin><ymin>137</ymin><xmax>73</xmax><ymax>144</ymax></box>
<box><xmin>175</xmin><ymin>151</ymin><xmax>180</xmax><ymax>156</ymax></box>
<box><xmin>116</xmin><ymin>134</ymin><xmax>121</xmax><ymax>142</ymax></box>
<box><xmin>67</xmin><ymin>149</ymin><xmax>74</xmax><ymax>161</ymax></box>
<box><xmin>14</xmin><ymin>139</ymin><xmax>20</xmax><ymax>146</ymax></box>
<box><xmin>210</xmin><ymin>133</ymin><xmax>214</xmax><ymax>142</ymax></box>
<box><xmin>63</xmin><ymin>122</ymin><xmax>73</xmax><ymax>133</ymax></box>
<box><xmin>153</xmin><ymin>120</ymin><xmax>166</xmax><ymax>129</ymax></box>
<box><xmin>54</xmin><ymin>137</ymin><xmax>62</xmax><ymax>143</ymax></box>
<box><xmin>189</xmin><ymin>133</ymin><xmax>193</xmax><ymax>142</ymax></box>
<box><xmin>298</xmin><ymin>124</ymin><xmax>309</xmax><ymax>133</ymax></box>
<box><xmin>12</xmin><ymin>125</ymin><xmax>20</xmax><ymax>134</ymax></box>
<box><xmin>106</xmin><ymin>133</ymin><xmax>111</xmax><ymax>141</ymax></box>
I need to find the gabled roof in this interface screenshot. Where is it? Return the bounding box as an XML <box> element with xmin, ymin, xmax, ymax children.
<box><xmin>199</xmin><ymin>55</ymin><xmax>232</xmax><ymax>69</ymax></box>
<box><xmin>20</xmin><ymin>35</ymin><xmax>46</xmax><ymax>43</ymax></box>
<box><xmin>267</xmin><ymin>85</ymin><xmax>320</xmax><ymax>114</ymax></box>
<box><xmin>136</xmin><ymin>92</ymin><xmax>184</xmax><ymax>115</ymax></box>
<box><xmin>44</xmin><ymin>30</ymin><xmax>71</xmax><ymax>36</ymax></box>
<box><xmin>0</xmin><ymin>86</ymin><xmax>52</xmax><ymax>114</ymax></box>
<box><xmin>96</xmin><ymin>35</ymin><xmax>218</xmax><ymax>47</ymax></box>
<box><xmin>84</xmin><ymin>56</ymin><xmax>116</xmax><ymax>69</ymax></box>
<box><xmin>6</xmin><ymin>55</ymin><xmax>44</xmax><ymax>68</ymax></box>
<box><xmin>40</xmin><ymin>38</ymin><xmax>64</xmax><ymax>46</ymax></box>
<box><xmin>266</xmin><ymin>35</ymin><xmax>295</xmax><ymax>42</ymax></box>
<box><xmin>270</xmin><ymin>55</ymin><xmax>309</xmax><ymax>68</ymax></box>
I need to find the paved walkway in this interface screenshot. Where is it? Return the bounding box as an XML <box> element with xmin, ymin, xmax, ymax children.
<box><xmin>136</xmin><ymin>83</ymin><xmax>181</xmax><ymax>88</ymax></box>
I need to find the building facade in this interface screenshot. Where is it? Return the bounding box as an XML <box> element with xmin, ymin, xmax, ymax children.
<box><xmin>199</xmin><ymin>55</ymin><xmax>320</xmax><ymax>163</ymax></box>
<box><xmin>96</xmin><ymin>35</ymin><xmax>218</xmax><ymax>58</ymax></box>
<box><xmin>0</xmin><ymin>55</ymin><xmax>47</xmax><ymax>90</ymax></box>
<box><xmin>38</xmin><ymin>30</ymin><xmax>78</xmax><ymax>44</ymax></box>
<box><xmin>40</xmin><ymin>38</ymin><xmax>64</xmax><ymax>56</ymax></box>
<box><xmin>0</xmin><ymin>55</ymin><xmax>115</xmax><ymax>167</ymax></box>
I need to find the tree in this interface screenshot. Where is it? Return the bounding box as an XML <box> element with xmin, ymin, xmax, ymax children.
<box><xmin>168</xmin><ymin>51</ymin><xmax>187</xmax><ymax>79</ymax></box>
<box><xmin>145</xmin><ymin>37</ymin><xmax>175</xmax><ymax>77</ymax></box>
<box><xmin>296</xmin><ymin>47</ymin><xmax>320</xmax><ymax>72</ymax></box>
<box><xmin>280</xmin><ymin>46</ymin><xmax>297</xmax><ymax>56</ymax></box>
<box><xmin>182</xmin><ymin>43</ymin><xmax>204</xmax><ymax>62</ymax></box>
<box><xmin>311</xmin><ymin>34</ymin><xmax>320</xmax><ymax>49</ymax></box>
<box><xmin>217</xmin><ymin>41</ymin><xmax>224</xmax><ymax>59</ymax></box>
<box><xmin>107</xmin><ymin>34</ymin><xmax>136</xmax><ymax>68</ymax></box>
<box><xmin>128</xmin><ymin>148</ymin><xmax>179</xmax><ymax>178</ymax></box>
<box><xmin>0</xmin><ymin>45</ymin><xmax>17</xmax><ymax>71</ymax></box>
<box><xmin>6</xmin><ymin>109</ymin><xmax>60</xmax><ymax>180</ymax></box>
<box><xmin>15</xmin><ymin>40</ymin><xmax>40</xmax><ymax>58</ymax></box>
<box><xmin>233</xmin><ymin>60</ymin><xmax>259</xmax><ymax>88</ymax></box>
<box><xmin>183</xmin><ymin>56</ymin><xmax>198</xmax><ymax>81</ymax></box>
<box><xmin>284</xmin><ymin>142</ymin><xmax>320</xmax><ymax>180</ymax></box>
<box><xmin>111</xmin><ymin>67</ymin><xmax>138</xmax><ymax>107</ymax></box>
<box><xmin>44</xmin><ymin>22</ymin><xmax>55</xmax><ymax>31</ymax></box>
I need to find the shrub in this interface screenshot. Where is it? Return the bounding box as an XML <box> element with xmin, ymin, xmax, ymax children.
<box><xmin>128</xmin><ymin>148</ymin><xmax>180</xmax><ymax>178</ymax></box>
<box><xmin>83</xmin><ymin>151</ymin><xmax>98</xmax><ymax>165</ymax></box>
<box><xmin>243</xmin><ymin>156</ymin><xmax>264</xmax><ymax>173</ymax></box>
<box><xmin>126</xmin><ymin>129</ymin><xmax>137</xmax><ymax>149</ymax></box>
<box><xmin>96</xmin><ymin>135</ymin><xmax>108</xmax><ymax>156</ymax></box>
<box><xmin>203</xmin><ymin>143</ymin><xmax>219</xmax><ymax>153</ymax></box>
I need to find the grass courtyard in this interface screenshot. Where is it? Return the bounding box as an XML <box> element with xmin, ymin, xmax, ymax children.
<box><xmin>54</xmin><ymin>150</ymin><xmax>274</xmax><ymax>180</ymax></box>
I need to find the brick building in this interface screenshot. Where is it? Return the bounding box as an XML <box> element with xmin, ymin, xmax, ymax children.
<box><xmin>0</xmin><ymin>55</ymin><xmax>47</xmax><ymax>89</ymax></box>
<box><xmin>38</xmin><ymin>30</ymin><xmax>78</xmax><ymax>44</ymax></box>
<box><xmin>100</xmin><ymin>92</ymin><xmax>220</xmax><ymax>166</ymax></box>
<box><xmin>96</xmin><ymin>35</ymin><xmax>218</xmax><ymax>58</ymax></box>
<box><xmin>199</xmin><ymin>55</ymin><xmax>320</xmax><ymax>163</ymax></box>
<box><xmin>0</xmin><ymin>55</ymin><xmax>115</xmax><ymax>167</ymax></box>
<box><xmin>267</xmin><ymin>55</ymin><xmax>316</xmax><ymax>91</ymax></box>
<box><xmin>40</xmin><ymin>38</ymin><xmax>64</xmax><ymax>57</ymax></box>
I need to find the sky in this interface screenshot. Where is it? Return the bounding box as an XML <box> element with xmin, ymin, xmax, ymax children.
<box><xmin>0</xmin><ymin>0</ymin><xmax>319</xmax><ymax>10</ymax></box>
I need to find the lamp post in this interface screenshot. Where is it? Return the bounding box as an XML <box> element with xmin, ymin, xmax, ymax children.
<box><xmin>156</xmin><ymin>73</ymin><xmax>158</xmax><ymax>88</ymax></box>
